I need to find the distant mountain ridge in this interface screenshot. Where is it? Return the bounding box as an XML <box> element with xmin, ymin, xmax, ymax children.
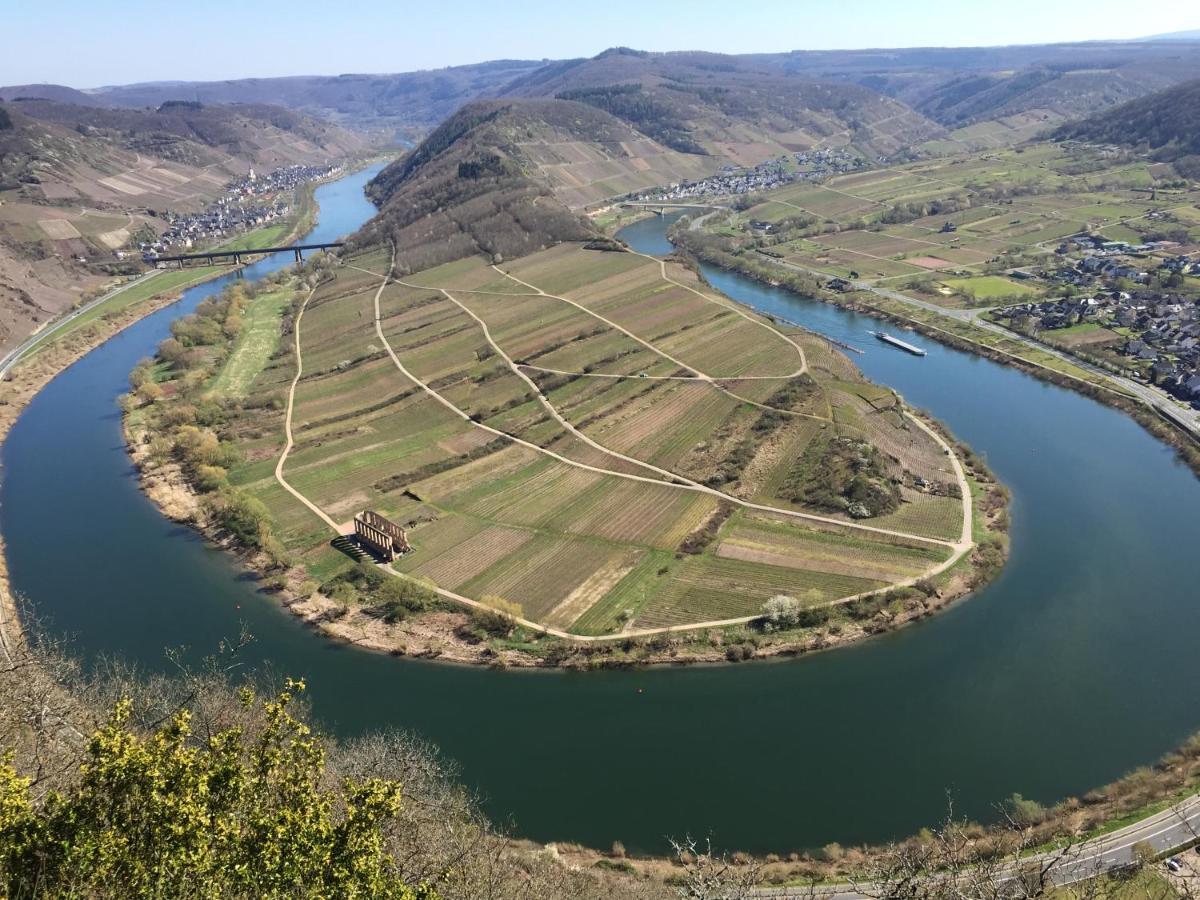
<box><xmin>2</xmin><ymin>98</ymin><xmax>366</xmax><ymax>167</ymax></box>
<box><xmin>0</xmin><ymin>83</ymin><xmax>104</xmax><ymax>105</ymax></box>
<box><xmin>17</xmin><ymin>39</ymin><xmax>1196</xmax><ymax>141</ymax></box>
<box><xmin>66</xmin><ymin>60</ymin><xmax>548</xmax><ymax>140</ymax></box>
<box><xmin>763</xmin><ymin>41</ymin><xmax>1200</xmax><ymax>127</ymax></box>
<box><xmin>498</xmin><ymin>48</ymin><xmax>941</xmax><ymax>160</ymax></box>
<box><xmin>1141</xmin><ymin>29</ymin><xmax>1200</xmax><ymax>41</ymax></box>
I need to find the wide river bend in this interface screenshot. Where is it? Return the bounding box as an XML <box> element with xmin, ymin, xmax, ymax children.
<box><xmin>3</xmin><ymin>179</ymin><xmax>1199</xmax><ymax>854</ymax></box>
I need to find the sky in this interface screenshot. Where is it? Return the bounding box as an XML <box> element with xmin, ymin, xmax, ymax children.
<box><xmin>4</xmin><ymin>0</ymin><xmax>1200</xmax><ymax>88</ymax></box>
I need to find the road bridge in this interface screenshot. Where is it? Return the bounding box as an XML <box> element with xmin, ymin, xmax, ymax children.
<box><xmin>149</xmin><ymin>241</ymin><xmax>344</xmax><ymax>268</ymax></box>
<box><xmin>621</xmin><ymin>200</ymin><xmax>729</xmax><ymax>215</ymax></box>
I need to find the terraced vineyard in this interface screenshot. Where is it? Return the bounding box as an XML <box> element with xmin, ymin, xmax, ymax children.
<box><xmin>227</xmin><ymin>241</ymin><xmax>973</xmax><ymax>637</ymax></box>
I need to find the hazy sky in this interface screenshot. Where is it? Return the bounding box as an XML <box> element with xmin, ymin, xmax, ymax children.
<box><xmin>4</xmin><ymin>0</ymin><xmax>1200</xmax><ymax>88</ymax></box>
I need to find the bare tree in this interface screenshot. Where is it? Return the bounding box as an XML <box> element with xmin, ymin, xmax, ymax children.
<box><xmin>669</xmin><ymin>836</ymin><xmax>764</xmax><ymax>900</ymax></box>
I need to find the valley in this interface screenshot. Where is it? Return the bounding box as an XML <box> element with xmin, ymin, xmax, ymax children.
<box><xmin>0</xmin><ymin>96</ymin><xmax>372</xmax><ymax>356</ymax></box>
<box><xmin>3</xmin><ymin>20</ymin><xmax>1200</xmax><ymax>897</ymax></box>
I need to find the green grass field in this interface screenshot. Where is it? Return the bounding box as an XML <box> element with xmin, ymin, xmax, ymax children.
<box><xmin>942</xmin><ymin>275</ymin><xmax>1042</xmax><ymax>300</ymax></box>
<box><xmin>210</xmin><ymin>287</ymin><xmax>296</xmax><ymax>397</ymax></box>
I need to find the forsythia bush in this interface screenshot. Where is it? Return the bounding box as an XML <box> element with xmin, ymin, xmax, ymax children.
<box><xmin>0</xmin><ymin>680</ymin><xmax>438</xmax><ymax>899</ymax></box>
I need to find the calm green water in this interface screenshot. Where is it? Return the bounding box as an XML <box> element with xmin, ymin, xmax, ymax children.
<box><xmin>3</xmin><ymin>191</ymin><xmax>1199</xmax><ymax>857</ymax></box>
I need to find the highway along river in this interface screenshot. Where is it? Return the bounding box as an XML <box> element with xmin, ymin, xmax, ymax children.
<box><xmin>4</xmin><ymin>183</ymin><xmax>1200</xmax><ymax>856</ymax></box>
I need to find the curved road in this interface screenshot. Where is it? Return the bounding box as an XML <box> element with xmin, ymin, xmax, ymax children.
<box><xmin>757</xmin><ymin>795</ymin><xmax>1200</xmax><ymax>897</ymax></box>
<box><xmin>0</xmin><ymin>272</ymin><xmax>159</xmax><ymax>379</ymax></box>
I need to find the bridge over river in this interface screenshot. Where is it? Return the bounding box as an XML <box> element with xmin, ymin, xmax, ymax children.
<box><xmin>150</xmin><ymin>241</ymin><xmax>344</xmax><ymax>268</ymax></box>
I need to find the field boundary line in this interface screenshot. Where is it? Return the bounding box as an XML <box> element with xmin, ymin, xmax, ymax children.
<box><xmin>489</xmin><ymin>260</ymin><xmax>824</xmax><ymax>419</ymax></box>
<box><xmin>632</xmin><ymin>247</ymin><xmax>812</xmax><ymax>373</ymax></box>
<box><xmin>270</xmin><ymin>245</ymin><xmax>976</xmax><ymax>641</ymax></box>
<box><xmin>399</xmin><ymin>279</ymin><xmax>681</xmax><ymax>484</ymax></box>
<box><xmin>381</xmin><ymin>267</ymin><xmax>956</xmax><ymax>547</ymax></box>
<box><xmin>521</xmin><ymin>363</ymin><xmax>795</xmax><ymax>382</ymax></box>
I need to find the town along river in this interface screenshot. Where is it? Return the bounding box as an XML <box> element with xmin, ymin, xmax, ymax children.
<box><xmin>5</xmin><ymin>189</ymin><xmax>1200</xmax><ymax>857</ymax></box>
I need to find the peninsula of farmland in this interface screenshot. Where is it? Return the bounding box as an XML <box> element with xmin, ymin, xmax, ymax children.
<box><xmin>167</xmin><ymin>236</ymin><xmax>997</xmax><ymax>661</ymax></box>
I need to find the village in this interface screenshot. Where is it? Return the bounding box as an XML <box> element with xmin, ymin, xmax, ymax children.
<box><xmin>990</xmin><ymin>234</ymin><xmax>1200</xmax><ymax>405</ymax></box>
<box><xmin>627</xmin><ymin>147</ymin><xmax>873</xmax><ymax>205</ymax></box>
<box><xmin>140</xmin><ymin>163</ymin><xmax>343</xmax><ymax>258</ymax></box>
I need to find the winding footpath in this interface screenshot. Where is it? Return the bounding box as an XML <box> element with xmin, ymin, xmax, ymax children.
<box><xmin>272</xmin><ymin>244</ymin><xmax>973</xmax><ymax>642</ymax></box>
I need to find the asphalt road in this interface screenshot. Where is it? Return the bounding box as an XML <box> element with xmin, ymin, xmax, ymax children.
<box><xmin>0</xmin><ymin>271</ymin><xmax>159</xmax><ymax>380</ymax></box>
<box><xmin>756</xmin><ymin>795</ymin><xmax>1200</xmax><ymax>898</ymax></box>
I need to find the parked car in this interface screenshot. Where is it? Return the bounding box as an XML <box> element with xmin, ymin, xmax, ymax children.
<box><xmin>1166</xmin><ymin>857</ymin><xmax>1182</xmax><ymax>873</ymax></box>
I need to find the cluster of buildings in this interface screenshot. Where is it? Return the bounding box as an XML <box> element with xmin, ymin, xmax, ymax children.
<box><xmin>993</xmin><ymin>274</ymin><xmax>1200</xmax><ymax>404</ymax></box>
<box><xmin>792</xmin><ymin>147</ymin><xmax>872</xmax><ymax>177</ymax></box>
<box><xmin>1046</xmin><ymin>233</ymin><xmax>1196</xmax><ymax>287</ymax></box>
<box><xmin>628</xmin><ymin>148</ymin><xmax>874</xmax><ymax>204</ymax></box>
<box><xmin>631</xmin><ymin>158</ymin><xmax>797</xmax><ymax>204</ymax></box>
<box><xmin>140</xmin><ymin>163</ymin><xmax>342</xmax><ymax>257</ymax></box>
<box><xmin>228</xmin><ymin>163</ymin><xmax>343</xmax><ymax>200</ymax></box>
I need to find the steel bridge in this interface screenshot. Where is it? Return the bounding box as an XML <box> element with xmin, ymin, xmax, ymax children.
<box><xmin>149</xmin><ymin>241</ymin><xmax>344</xmax><ymax>268</ymax></box>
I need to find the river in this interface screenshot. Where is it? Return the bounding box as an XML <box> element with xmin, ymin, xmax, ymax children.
<box><xmin>3</xmin><ymin>184</ymin><xmax>1199</xmax><ymax>857</ymax></box>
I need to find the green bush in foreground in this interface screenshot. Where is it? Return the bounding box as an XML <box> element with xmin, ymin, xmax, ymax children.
<box><xmin>0</xmin><ymin>680</ymin><xmax>438</xmax><ymax>899</ymax></box>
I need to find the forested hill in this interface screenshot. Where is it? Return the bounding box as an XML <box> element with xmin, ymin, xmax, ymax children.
<box><xmin>350</xmin><ymin>99</ymin><xmax>611</xmax><ymax>272</ymax></box>
<box><xmin>1052</xmin><ymin>78</ymin><xmax>1200</xmax><ymax>163</ymax></box>
<box><xmin>500</xmin><ymin>47</ymin><xmax>942</xmax><ymax>161</ymax></box>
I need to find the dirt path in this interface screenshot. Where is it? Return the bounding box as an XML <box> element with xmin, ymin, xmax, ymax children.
<box><xmin>274</xmin><ymin>285</ymin><xmax>342</xmax><ymax>533</ymax></box>
<box><xmin>405</xmin><ymin>278</ymin><xmax>680</xmax><ymax>484</ymax></box>
<box><xmin>270</xmin><ymin>244</ymin><xmax>976</xmax><ymax>642</ymax></box>
<box><xmin>488</xmin><ymin>261</ymin><xmax>815</xmax><ymax>415</ymax></box>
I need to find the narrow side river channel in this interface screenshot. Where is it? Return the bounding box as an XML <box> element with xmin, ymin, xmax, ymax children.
<box><xmin>3</xmin><ymin>184</ymin><xmax>1199</xmax><ymax>856</ymax></box>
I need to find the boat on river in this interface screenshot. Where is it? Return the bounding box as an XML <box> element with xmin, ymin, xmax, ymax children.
<box><xmin>871</xmin><ymin>330</ymin><xmax>926</xmax><ymax>356</ymax></box>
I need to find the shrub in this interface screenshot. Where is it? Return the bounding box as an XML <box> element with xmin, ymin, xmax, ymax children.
<box><xmin>192</xmin><ymin>464</ymin><xmax>228</xmax><ymax>493</ymax></box>
<box><xmin>210</xmin><ymin>490</ymin><xmax>272</xmax><ymax>548</ymax></box>
<box><xmin>135</xmin><ymin>381</ymin><xmax>163</xmax><ymax>405</ymax></box>
<box><xmin>761</xmin><ymin>594</ymin><xmax>803</xmax><ymax>629</ymax></box>
<box><xmin>1005</xmin><ymin>792</ymin><xmax>1047</xmax><ymax>827</ymax></box>
<box><xmin>0</xmin><ymin>681</ymin><xmax>436</xmax><ymax>898</ymax></box>
<box><xmin>468</xmin><ymin>596</ymin><xmax>524</xmax><ymax>638</ymax></box>
<box><xmin>370</xmin><ymin>576</ymin><xmax>437</xmax><ymax>623</ymax></box>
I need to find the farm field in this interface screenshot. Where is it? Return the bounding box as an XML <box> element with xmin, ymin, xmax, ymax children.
<box><xmin>719</xmin><ymin>141</ymin><xmax>1200</xmax><ymax>313</ymax></box>
<box><xmin>223</xmin><ymin>240</ymin><xmax>973</xmax><ymax>637</ymax></box>
<box><xmin>941</xmin><ymin>275</ymin><xmax>1042</xmax><ymax>301</ymax></box>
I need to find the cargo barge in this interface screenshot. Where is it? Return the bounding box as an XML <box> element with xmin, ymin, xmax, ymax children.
<box><xmin>871</xmin><ymin>331</ymin><xmax>926</xmax><ymax>356</ymax></box>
